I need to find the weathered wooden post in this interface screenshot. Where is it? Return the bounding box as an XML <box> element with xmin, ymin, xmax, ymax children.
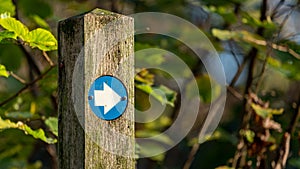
<box><xmin>58</xmin><ymin>9</ymin><xmax>134</xmax><ymax>169</ymax></box>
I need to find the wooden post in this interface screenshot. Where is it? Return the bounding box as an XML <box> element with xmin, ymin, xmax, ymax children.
<box><xmin>58</xmin><ymin>9</ymin><xmax>134</xmax><ymax>169</ymax></box>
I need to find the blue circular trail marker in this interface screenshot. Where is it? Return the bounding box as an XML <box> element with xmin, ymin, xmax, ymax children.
<box><xmin>88</xmin><ymin>75</ymin><xmax>128</xmax><ymax>120</ymax></box>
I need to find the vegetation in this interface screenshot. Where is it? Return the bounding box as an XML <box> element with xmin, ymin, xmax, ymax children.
<box><xmin>0</xmin><ymin>0</ymin><xmax>300</xmax><ymax>169</ymax></box>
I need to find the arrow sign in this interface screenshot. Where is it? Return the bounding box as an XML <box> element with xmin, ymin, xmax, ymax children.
<box><xmin>94</xmin><ymin>82</ymin><xmax>121</xmax><ymax>114</ymax></box>
<box><xmin>88</xmin><ymin>75</ymin><xmax>128</xmax><ymax>120</ymax></box>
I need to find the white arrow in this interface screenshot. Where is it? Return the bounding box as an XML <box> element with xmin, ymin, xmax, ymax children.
<box><xmin>94</xmin><ymin>82</ymin><xmax>121</xmax><ymax>115</ymax></box>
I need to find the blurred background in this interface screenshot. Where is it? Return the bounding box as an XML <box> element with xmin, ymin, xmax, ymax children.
<box><xmin>0</xmin><ymin>0</ymin><xmax>300</xmax><ymax>169</ymax></box>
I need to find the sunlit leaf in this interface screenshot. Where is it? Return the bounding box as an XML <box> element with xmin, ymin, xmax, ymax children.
<box><xmin>212</xmin><ymin>29</ymin><xmax>235</xmax><ymax>41</ymax></box>
<box><xmin>251</xmin><ymin>103</ymin><xmax>284</xmax><ymax>119</ymax></box>
<box><xmin>240</xmin><ymin>129</ymin><xmax>255</xmax><ymax>143</ymax></box>
<box><xmin>24</xmin><ymin>28</ymin><xmax>57</xmax><ymax>51</ymax></box>
<box><xmin>0</xmin><ymin>117</ymin><xmax>57</xmax><ymax>144</ymax></box>
<box><xmin>0</xmin><ymin>17</ymin><xmax>29</xmax><ymax>40</ymax></box>
<box><xmin>0</xmin><ymin>64</ymin><xmax>9</xmax><ymax>77</ymax></box>
<box><xmin>136</xmin><ymin>84</ymin><xmax>177</xmax><ymax>107</ymax></box>
<box><xmin>23</xmin><ymin>125</ymin><xmax>56</xmax><ymax>144</ymax></box>
<box><xmin>0</xmin><ymin>0</ymin><xmax>15</xmax><ymax>16</ymax></box>
<box><xmin>45</xmin><ymin>117</ymin><xmax>58</xmax><ymax>137</ymax></box>
<box><xmin>135</xmin><ymin>69</ymin><xmax>154</xmax><ymax>85</ymax></box>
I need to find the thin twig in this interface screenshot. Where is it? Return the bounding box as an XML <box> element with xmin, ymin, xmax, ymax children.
<box><xmin>288</xmin><ymin>94</ymin><xmax>300</xmax><ymax>136</ymax></box>
<box><xmin>42</xmin><ymin>51</ymin><xmax>55</xmax><ymax>67</ymax></box>
<box><xmin>242</xmin><ymin>36</ymin><xmax>300</xmax><ymax>60</ymax></box>
<box><xmin>229</xmin><ymin>56</ymin><xmax>249</xmax><ymax>87</ymax></box>
<box><xmin>271</xmin><ymin>0</ymin><xmax>285</xmax><ymax>19</ymax></box>
<box><xmin>0</xmin><ymin>65</ymin><xmax>55</xmax><ymax>107</ymax></box>
<box><xmin>254</xmin><ymin>43</ymin><xmax>271</xmax><ymax>93</ymax></box>
<box><xmin>275</xmin><ymin>133</ymin><xmax>291</xmax><ymax>169</ymax></box>
<box><xmin>274</xmin><ymin>95</ymin><xmax>300</xmax><ymax>168</ymax></box>
<box><xmin>229</xmin><ymin>40</ymin><xmax>241</xmax><ymax>67</ymax></box>
<box><xmin>183</xmin><ymin>143</ymin><xmax>200</xmax><ymax>169</ymax></box>
<box><xmin>227</xmin><ymin>86</ymin><xmax>243</xmax><ymax>100</ymax></box>
<box><xmin>9</xmin><ymin>71</ymin><xmax>27</xmax><ymax>84</ymax></box>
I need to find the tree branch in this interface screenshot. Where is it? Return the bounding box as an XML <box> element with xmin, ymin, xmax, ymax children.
<box><xmin>42</xmin><ymin>51</ymin><xmax>54</xmax><ymax>67</ymax></box>
<box><xmin>232</xmin><ymin>0</ymin><xmax>268</xmax><ymax>167</ymax></box>
<box><xmin>183</xmin><ymin>144</ymin><xmax>200</xmax><ymax>169</ymax></box>
<box><xmin>9</xmin><ymin>71</ymin><xmax>27</xmax><ymax>84</ymax></box>
<box><xmin>275</xmin><ymin>132</ymin><xmax>291</xmax><ymax>169</ymax></box>
<box><xmin>0</xmin><ymin>65</ymin><xmax>55</xmax><ymax>107</ymax></box>
<box><xmin>242</xmin><ymin>36</ymin><xmax>300</xmax><ymax>60</ymax></box>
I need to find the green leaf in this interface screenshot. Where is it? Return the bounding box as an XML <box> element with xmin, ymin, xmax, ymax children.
<box><xmin>136</xmin><ymin>130</ymin><xmax>173</xmax><ymax>162</ymax></box>
<box><xmin>251</xmin><ymin>103</ymin><xmax>284</xmax><ymax>119</ymax></box>
<box><xmin>0</xmin><ymin>17</ymin><xmax>29</xmax><ymax>40</ymax></box>
<box><xmin>136</xmin><ymin>130</ymin><xmax>174</xmax><ymax>146</ymax></box>
<box><xmin>267</xmin><ymin>50</ymin><xmax>300</xmax><ymax>80</ymax></box>
<box><xmin>135</xmin><ymin>69</ymin><xmax>154</xmax><ymax>85</ymax></box>
<box><xmin>135</xmin><ymin>84</ymin><xmax>177</xmax><ymax>107</ymax></box>
<box><xmin>212</xmin><ymin>29</ymin><xmax>235</xmax><ymax>41</ymax></box>
<box><xmin>45</xmin><ymin>117</ymin><xmax>58</xmax><ymax>137</ymax></box>
<box><xmin>0</xmin><ymin>64</ymin><xmax>9</xmax><ymax>77</ymax></box>
<box><xmin>0</xmin><ymin>0</ymin><xmax>15</xmax><ymax>16</ymax></box>
<box><xmin>23</xmin><ymin>125</ymin><xmax>56</xmax><ymax>144</ymax></box>
<box><xmin>186</xmin><ymin>74</ymin><xmax>221</xmax><ymax>103</ymax></box>
<box><xmin>0</xmin><ymin>30</ymin><xmax>16</xmax><ymax>42</ymax></box>
<box><xmin>0</xmin><ymin>144</ymin><xmax>22</xmax><ymax>159</ymax></box>
<box><xmin>0</xmin><ymin>117</ymin><xmax>57</xmax><ymax>144</ymax></box>
<box><xmin>145</xmin><ymin>116</ymin><xmax>172</xmax><ymax>130</ymax></box>
<box><xmin>240</xmin><ymin>129</ymin><xmax>255</xmax><ymax>143</ymax></box>
<box><xmin>289</xmin><ymin>158</ymin><xmax>300</xmax><ymax>168</ymax></box>
<box><xmin>30</xmin><ymin>15</ymin><xmax>49</xmax><ymax>29</ymax></box>
<box><xmin>24</xmin><ymin>28</ymin><xmax>57</xmax><ymax>51</ymax></box>
<box><xmin>210</xmin><ymin>6</ymin><xmax>237</xmax><ymax>24</ymax></box>
<box><xmin>137</xmin><ymin>141</ymin><xmax>166</xmax><ymax>162</ymax></box>
<box><xmin>196</xmin><ymin>128</ymin><xmax>238</xmax><ymax>144</ymax></box>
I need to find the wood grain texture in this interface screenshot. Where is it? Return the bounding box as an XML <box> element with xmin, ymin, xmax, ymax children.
<box><xmin>58</xmin><ymin>9</ymin><xmax>134</xmax><ymax>169</ymax></box>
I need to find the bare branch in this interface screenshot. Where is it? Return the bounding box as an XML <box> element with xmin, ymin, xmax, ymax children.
<box><xmin>9</xmin><ymin>71</ymin><xmax>27</xmax><ymax>84</ymax></box>
<box><xmin>43</xmin><ymin>51</ymin><xmax>55</xmax><ymax>67</ymax></box>
<box><xmin>275</xmin><ymin>133</ymin><xmax>291</xmax><ymax>169</ymax></box>
<box><xmin>229</xmin><ymin>56</ymin><xmax>249</xmax><ymax>87</ymax></box>
<box><xmin>0</xmin><ymin>65</ymin><xmax>55</xmax><ymax>107</ymax></box>
<box><xmin>227</xmin><ymin>86</ymin><xmax>244</xmax><ymax>100</ymax></box>
<box><xmin>242</xmin><ymin>36</ymin><xmax>300</xmax><ymax>60</ymax></box>
<box><xmin>183</xmin><ymin>144</ymin><xmax>200</xmax><ymax>169</ymax></box>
